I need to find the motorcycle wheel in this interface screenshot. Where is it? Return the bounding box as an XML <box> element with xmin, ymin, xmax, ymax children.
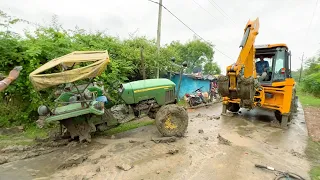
<box><xmin>189</xmin><ymin>99</ymin><xmax>194</xmax><ymax>107</ymax></box>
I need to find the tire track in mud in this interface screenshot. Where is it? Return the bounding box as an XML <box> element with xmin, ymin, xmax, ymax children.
<box><xmin>91</xmin><ymin>142</ymin><xmax>172</xmax><ymax>180</ymax></box>
<box><xmin>112</xmin><ymin>143</ymin><xmax>171</xmax><ymax>180</ymax></box>
<box><xmin>55</xmin><ymin>139</ymin><xmax>232</xmax><ymax>179</ymax></box>
<box><xmin>50</xmin><ymin>142</ymin><xmax>140</xmax><ymax>180</ymax></box>
<box><xmin>174</xmin><ymin>141</ymin><xmax>222</xmax><ymax>180</ymax></box>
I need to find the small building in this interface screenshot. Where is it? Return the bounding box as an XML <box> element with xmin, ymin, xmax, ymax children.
<box><xmin>170</xmin><ymin>74</ymin><xmax>218</xmax><ymax>99</ymax></box>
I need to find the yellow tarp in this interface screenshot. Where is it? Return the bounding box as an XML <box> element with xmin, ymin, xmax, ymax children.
<box><xmin>29</xmin><ymin>51</ymin><xmax>110</xmax><ymax>91</ymax></box>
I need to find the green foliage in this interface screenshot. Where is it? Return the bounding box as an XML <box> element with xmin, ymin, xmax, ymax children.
<box><xmin>165</xmin><ymin>39</ymin><xmax>219</xmax><ymax>73</ymax></box>
<box><xmin>305</xmin><ymin>139</ymin><xmax>320</xmax><ymax>179</ymax></box>
<box><xmin>203</xmin><ymin>61</ymin><xmax>221</xmax><ymax>75</ymax></box>
<box><xmin>0</xmin><ymin>125</ymin><xmax>50</xmax><ymax>148</ymax></box>
<box><xmin>0</xmin><ymin>11</ymin><xmax>220</xmax><ymax>127</ymax></box>
<box><xmin>304</xmin><ymin>57</ymin><xmax>320</xmax><ymax>76</ymax></box>
<box><xmin>99</xmin><ymin>119</ymin><xmax>154</xmax><ymax>136</ymax></box>
<box><xmin>297</xmin><ymin>88</ymin><xmax>320</xmax><ymax>107</ymax></box>
<box><xmin>300</xmin><ymin>56</ymin><xmax>320</xmax><ymax>97</ymax></box>
<box><xmin>301</xmin><ymin>72</ymin><xmax>320</xmax><ymax>98</ymax></box>
<box><xmin>291</xmin><ymin>69</ymin><xmax>301</xmax><ymax>81</ymax></box>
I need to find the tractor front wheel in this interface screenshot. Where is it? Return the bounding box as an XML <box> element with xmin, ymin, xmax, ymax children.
<box><xmin>155</xmin><ymin>104</ymin><xmax>188</xmax><ymax>137</ymax></box>
<box><xmin>227</xmin><ymin>103</ymin><xmax>240</xmax><ymax>113</ymax></box>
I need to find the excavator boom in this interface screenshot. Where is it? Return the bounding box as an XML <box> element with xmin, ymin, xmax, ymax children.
<box><xmin>218</xmin><ymin>18</ymin><xmax>262</xmax><ymax>110</ymax></box>
<box><xmin>235</xmin><ymin>18</ymin><xmax>259</xmax><ymax>78</ymax></box>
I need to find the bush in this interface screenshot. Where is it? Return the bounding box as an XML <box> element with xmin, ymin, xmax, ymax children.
<box><xmin>301</xmin><ymin>72</ymin><xmax>320</xmax><ymax>97</ymax></box>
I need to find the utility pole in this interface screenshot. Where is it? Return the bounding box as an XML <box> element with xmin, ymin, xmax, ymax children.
<box><xmin>299</xmin><ymin>53</ymin><xmax>306</xmax><ymax>83</ymax></box>
<box><xmin>140</xmin><ymin>47</ymin><xmax>146</xmax><ymax>80</ymax></box>
<box><xmin>156</xmin><ymin>0</ymin><xmax>163</xmax><ymax>78</ymax></box>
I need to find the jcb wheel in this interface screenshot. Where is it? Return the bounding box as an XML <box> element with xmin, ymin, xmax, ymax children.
<box><xmin>155</xmin><ymin>104</ymin><xmax>188</xmax><ymax>137</ymax></box>
<box><xmin>275</xmin><ymin>110</ymin><xmax>292</xmax><ymax>124</ymax></box>
<box><xmin>275</xmin><ymin>110</ymin><xmax>282</xmax><ymax>122</ymax></box>
<box><xmin>227</xmin><ymin>103</ymin><xmax>240</xmax><ymax>112</ymax></box>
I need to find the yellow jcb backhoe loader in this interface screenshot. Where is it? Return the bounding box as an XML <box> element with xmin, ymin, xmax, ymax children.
<box><xmin>217</xmin><ymin>18</ymin><xmax>298</xmax><ymax>128</ymax></box>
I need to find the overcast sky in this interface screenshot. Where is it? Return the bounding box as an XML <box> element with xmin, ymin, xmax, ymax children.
<box><xmin>1</xmin><ymin>0</ymin><xmax>319</xmax><ymax>72</ymax></box>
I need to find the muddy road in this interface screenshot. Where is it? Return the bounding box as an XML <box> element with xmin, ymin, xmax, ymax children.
<box><xmin>0</xmin><ymin>103</ymin><xmax>310</xmax><ymax>180</ymax></box>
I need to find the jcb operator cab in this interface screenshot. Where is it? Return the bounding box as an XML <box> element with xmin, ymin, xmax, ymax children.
<box><xmin>254</xmin><ymin>44</ymin><xmax>292</xmax><ymax>85</ymax></box>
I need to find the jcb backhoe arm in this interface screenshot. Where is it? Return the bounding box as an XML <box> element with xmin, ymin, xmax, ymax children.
<box><xmin>233</xmin><ymin>18</ymin><xmax>259</xmax><ymax>79</ymax></box>
<box><xmin>218</xmin><ymin>18</ymin><xmax>264</xmax><ymax>111</ymax></box>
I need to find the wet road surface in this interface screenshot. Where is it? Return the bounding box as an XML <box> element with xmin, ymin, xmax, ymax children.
<box><xmin>0</xmin><ymin>103</ymin><xmax>310</xmax><ymax>180</ymax></box>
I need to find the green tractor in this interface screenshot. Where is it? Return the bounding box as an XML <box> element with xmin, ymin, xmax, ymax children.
<box><xmin>29</xmin><ymin>51</ymin><xmax>188</xmax><ymax>142</ymax></box>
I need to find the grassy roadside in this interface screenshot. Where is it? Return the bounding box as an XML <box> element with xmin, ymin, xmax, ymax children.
<box><xmin>0</xmin><ymin>119</ymin><xmax>155</xmax><ymax>148</ymax></box>
<box><xmin>306</xmin><ymin>139</ymin><xmax>320</xmax><ymax>179</ymax></box>
<box><xmin>298</xmin><ymin>90</ymin><xmax>320</xmax><ymax>180</ymax></box>
<box><xmin>297</xmin><ymin>91</ymin><xmax>320</xmax><ymax>107</ymax></box>
<box><xmin>98</xmin><ymin>118</ymin><xmax>155</xmax><ymax>136</ymax></box>
<box><xmin>0</xmin><ymin>126</ymin><xmax>50</xmax><ymax>148</ymax></box>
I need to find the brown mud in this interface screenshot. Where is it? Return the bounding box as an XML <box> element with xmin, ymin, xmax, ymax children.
<box><xmin>0</xmin><ymin>103</ymin><xmax>311</xmax><ymax>180</ymax></box>
<box><xmin>304</xmin><ymin>106</ymin><xmax>320</xmax><ymax>141</ymax></box>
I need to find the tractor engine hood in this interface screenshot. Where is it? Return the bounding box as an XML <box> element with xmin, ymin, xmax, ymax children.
<box><xmin>119</xmin><ymin>79</ymin><xmax>176</xmax><ymax>105</ymax></box>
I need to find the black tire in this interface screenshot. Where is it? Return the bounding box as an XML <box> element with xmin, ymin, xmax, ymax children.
<box><xmin>275</xmin><ymin>91</ymin><xmax>297</xmax><ymax>123</ymax></box>
<box><xmin>275</xmin><ymin>110</ymin><xmax>282</xmax><ymax>122</ymax></box>
<box><xmin>287</xmin><ymin>91</ymin><xmax>298</xmax><ymax>122</ymax></box>
<box><xmin>289</xmin><ymin>98</ymin><xmax>295</xmax><ymax>121</ymax></box>
<box><xmin>275</xmin><ymin>110</ymin><xmax>293</xmax><ymax>124</ymax></box>
<box><xmin>227</xmin><ymin>103</ymin><xmax>240</xmax><ymax>112</ymax></box>
<box><xmin>133</xmin><ymin>110</ymin><xmax>140</xmax><ymax>117</ymax></box>
<box><xmin>189</xmin><ymin>99</ymin><xmax>194</xmax><ymax>107</ymax></box>
<box><xmin>148</xmin><ymin>108</ymin><xmax>159</xmax><ymax>119</ymax></box>
<box><xmin>155</xmin><ymin>104</ymin><xmax>188</xmax><ymax>137</ymax></box>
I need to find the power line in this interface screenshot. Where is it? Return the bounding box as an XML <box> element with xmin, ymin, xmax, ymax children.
<box><xmin>192</xmin><ymin>0</ymin><xmax>218</xmax><ymax>22</ymax></box>
<box><xmin>207</xmin><ymin>0</ymin><xmax>236</xmax><ymax>25</ymax></box>
<box><xmin>305</xmin><ymin>0</ymin><xmax>319</xmax><ymax>39</ymax></box>
<box><xmin>147</xmin><ymin>0</ymin><xmax>234</xmax><ymax>60</ymax></box>
<box><xmin>303</xmin><ymin>0</ymin><xmax>319</xmax><ymax>55</ymax></box>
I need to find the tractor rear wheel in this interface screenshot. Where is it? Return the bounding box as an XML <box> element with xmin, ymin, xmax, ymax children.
<box><xmin>155</xmin><ymin>104</ymin><xmax>188</xmax><ymax>137</ymax></box>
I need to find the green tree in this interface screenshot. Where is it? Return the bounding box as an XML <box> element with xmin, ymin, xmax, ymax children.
<box><xmin>165</xmin><ymin>39</ymin><xmax>217</xmax><ymax>73</ymax></box>
<box><xmin>304</xmin><ymin>57</ymin><xmax>320</xmax><ymax>76</ymax></box>
<box><xmin>301</xmin><ymin>55</ymin><xmax>320</xmax><ymax>96</ymax></box>
<box><xmin>203</xmin><ymin>61</ymin><xmax>221</xmax><ymax>75</ymax></box>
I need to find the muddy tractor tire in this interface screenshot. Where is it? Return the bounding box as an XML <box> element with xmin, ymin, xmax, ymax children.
<box><xmin>155</xmin><ymin>104</ymin><xmax>188</xmax><ymax>137</ymax></box>
<box><xmin>227</xmin><ymin>103</ymin><xmax>240</xmax><ymax>113</ymax></box>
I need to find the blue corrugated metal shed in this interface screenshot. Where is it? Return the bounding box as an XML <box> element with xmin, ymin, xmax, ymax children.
<box><xmin>171</xmin><ymin>74</ymin><xmax>214</xmax><ymax>99</ymax></box>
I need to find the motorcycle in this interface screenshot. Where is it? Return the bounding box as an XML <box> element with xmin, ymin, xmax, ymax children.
<box><xmin>185</xmin><ymin>86</ymin><xmax>206</xmax><ymax>107</ymax></box>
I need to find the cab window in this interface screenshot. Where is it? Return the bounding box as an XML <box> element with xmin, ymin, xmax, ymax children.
<box><xmin>273</xmin><ymin>50</ymin><xmax>286</xmax><ymax>82</ymax></box>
